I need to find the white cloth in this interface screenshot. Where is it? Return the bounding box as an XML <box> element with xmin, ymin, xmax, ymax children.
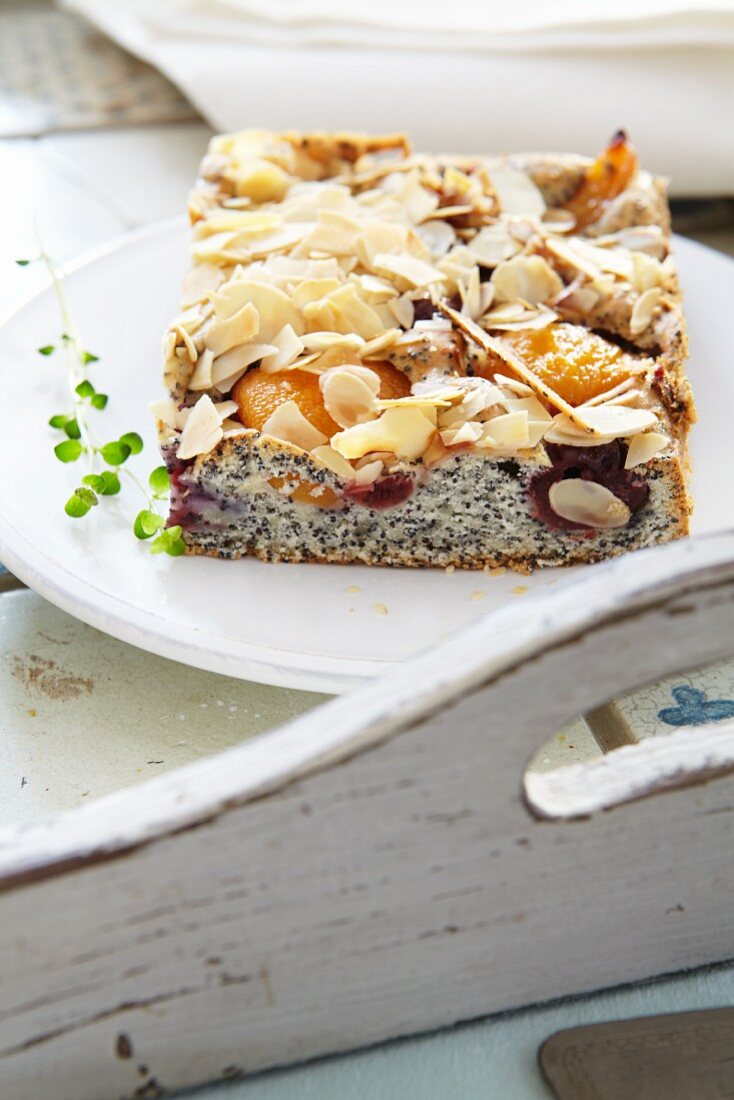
<box><xmin>62</xmin><ymin>0</ymin><xmax>734</xmax><ymax>194</ymax></box>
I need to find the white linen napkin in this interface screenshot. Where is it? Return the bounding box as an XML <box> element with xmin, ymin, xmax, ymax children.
<box><xmin>62</xmin><ymin>0</ymin><xmax>734</xmax><ymax>193</ymax></box>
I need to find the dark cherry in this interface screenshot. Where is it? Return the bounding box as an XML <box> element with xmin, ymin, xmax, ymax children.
<box><xmin>344</xmin><ymin>474</ymin><xmax>414</xmax><ymax>510</ymax></box>
<box><xmin>529</xmin><ymin>441</ymin><xmax>649</xmax><ymax>531</ymax></box>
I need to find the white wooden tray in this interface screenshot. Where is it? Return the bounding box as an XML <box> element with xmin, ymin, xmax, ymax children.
<box><xmin>1</xmin><ymin>530</ymin><xmax>734</xmax><ymax>1098</ymax></box>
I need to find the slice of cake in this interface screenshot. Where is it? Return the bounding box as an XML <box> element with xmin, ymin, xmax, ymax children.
<box><xmin>153</xmin><ymin>129</ymin><xmax>694</xmax><ymax>571</ymax></box>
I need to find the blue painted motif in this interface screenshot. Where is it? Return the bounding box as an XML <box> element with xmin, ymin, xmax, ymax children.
<box><xmin>658</xmin><ymin>684</ymin><xmax>734</xmax><ymax>727</ymax></box>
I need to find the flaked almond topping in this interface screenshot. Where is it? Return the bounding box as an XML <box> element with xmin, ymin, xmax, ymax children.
<box><xmin>173</xmin><ymin>324</ymin><xmax>199</xmax><ymax>364</ymax></box>
<box><xmin>320</xmin><ymin>366</ymin><xmax>379</xmax><ymax>428</ymax></box>
<box><xmin>632</xmin><ymin>251</ymin><xmax>664</xmax><ymax>292</ymax></box>
<box><xmin>211</xmin><ymin>342</ymin><xmax>278</xmax><ymax>391</ymax></box>
<box><xmin>177</xmin><ymin>394</ymin><xmax>224</xmax><ymax>460</ymax></box>
<box><xmin>488</xmin><ymin>163</ymin><xmax>545</xmax><ymax>217</ymax></box>
<box><xmin>149</xmin><ymin>398</ymin><xmax>179</xmax><ymax>430</ymax></box>
<box><xmin>353</xmin><ymin>459</ymin><xmax>384</xmax><ymax>485</ymax></box>
<box><xmin>439</xmin><ymin>301</ymin><xmax>588</xmax><ymax>427</ymax></box>
<box><xmin>387</xmin><ymin>295</ymin><xmax>415</xmax><ymax>329</ymax></box>
<box><xmin>311</xmin><ymin>444</ymin><xmax>355</xmax><ymax>479</ymax></box>
<box><xmin>466</xmin><ymin>223</ymin><xmax>521</xmax><ymax>268</ymax></box>
<box><xmin>548</xmin><ymin>479</ymin><xmax>631</xmax><ymax>529</ymax></box>
<box><xmin>189</xmin><ymin>348</ymin><xmax>214</xmax><ymax>391</ymax></box>
<box><xmin>261</xmin><ymin>399</ymin><xmax>327</xmax><ymax>451</ymax></box>
<box><xmin>630</xmin><ymin>286</ymin><xmax>663</xmax><ymax>335</ymax></box>
<box><xmin>484</xmin><ymin>304</ymin><xmax>558</xmax><ymax>332</ymax></box>
<box><xmin>214</xmin><ymin>280</ymin><xmax>303</xmax><ymax>343</ymax></box>
<box><xmin>624</xmin><ymin>431</ymin><xmax>668</xmax><ymax>468</ymax></box>
<box><xmin>204</xmin><ymin>301</ymin><xmax>259</xmax><ymax>357</ymax></box>
<box><xmin>372</xmin><ymin>252</ymin><xmax>446</xmax><ymax>289</ymax></box>
<box><xmin>480</xmin><ymin>410</ymin><xmax>530</xmax><ymax>449</ymax></box>
<box><xmin>491</xmin><ymin>255</ymin><xmax>563</xmax><ymax>306</ymax></box>
<box><xmin>332</xmin><ymin>406</ymin><xmax>436</xmax><ymax>461</ymax></box>
<box><xmin>359</xmin><ymin>328</ymin><xmax>402</xmax><ymax>358</ymax></box>
<box><xmin>417</xmin><ymin>219</ymin><xmax>456</xmax><ymax>257</ymax></box>
<box><xmin>579</xmin><ymin>404</ymin><xmax>658</xmax><ymax>438</ymax></box>
<box><xmin>301</xmin><ymin>331</ymin><xmax>365</xmax><ymax>352</ymax></box>
<box><xmin>440</xmin><ymin>421</ymin><xmax>483</xmax><ymax>447</ymax></box>
<box><xmin>182</xmin><ymin>263</ymin><xmax>225</xmax><ymax>308</ymax></box>
<box><xmin>259</xmin><ymin>324</ymin><xmax>305</xmax><ymax>373</ymax></box>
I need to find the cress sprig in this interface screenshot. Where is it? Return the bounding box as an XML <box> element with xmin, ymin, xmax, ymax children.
<box><xmin>17</xmin><ymin>252</ymin><xmax>184</xmax><ymax>556</ymax></box>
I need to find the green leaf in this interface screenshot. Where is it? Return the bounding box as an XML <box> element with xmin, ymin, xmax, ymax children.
<box><xmin>81</xmin><ymin>473</ymin><xmax>106</xmax><ymax>492</ymax></box>
<box><xmin>75</xmin><ymin>380</ymin><xmax>95</xmax><ymax>398</ymax></box>
<box><xmin>134</xmin><ymin>509</ymin><xmax>164</xmax><ymax>540</ymax></box>
<box><xmin>148</xmin><ymin>465</ymin><xmax>170</xmax><ymax>494</ymax></box>
<box><xmin>150</xmin><ymin>525</ymin><xmax>184</xmax><ymax>557</ymax></box>
<box><xmin>54</xmin><ymin>439</ymin><xmax>82</xmax><ymax>463</ymax></box>
<box><xmin>15</xmin><ymin>258</ymin><xmax>31</xmax><ymax>267</ymax></box>
<box><xmin>64</xmin><ymin>418</ymin><xmax>81</xmax><ymax>439</ymax></box>
<box><xmin>82</xmin><ymin>350</ymin><xmax>99</xmax><ymax>364</ymax></box>
<box><xmin>61</xmin><ymin>333</ymin><xmax>71</xmax><ymax>343</ymax></box>
<box><xmin>48</xmin><ymin>413</ymin><xmax>71</xmax><ymax>429</ymax></box>
<box><xmin>100</xmin><ymin>440</ymin><xmax>131</xmax><ymax>465</ymax></box>
<box><xmin>64</xmin><ymin>487</ymin><xmax>97</xmax><ymax>518</ymax></box>
<box><xmin>65</xmin><ymin>492</ymin><xmax>91</xmax><ymax>518</ymax></box>
<box><xmin>90</xmin><ymin>392</ymin><xmax>108</xmax><ymax>410</ymax></box>
<box><xmin>37</xmin><ymin>345</ymin><xmax>55</xmax><ymax>357</ymax></box>
<box><xmin>119</xmin><ymin>431</ymin><xmax>143</xmax><ymax>455</ymax></box>
<box><xmin>100</xmin><ymin>470</ymin><xmax>120</xmax><ymax>495</ymax></box>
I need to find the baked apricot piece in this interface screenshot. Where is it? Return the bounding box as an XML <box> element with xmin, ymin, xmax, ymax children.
<box><xmin>477</xmin><ymin>324</ymin><xmax>633</xmax><ymax>406</ymax></box>
<box><xmin>233</xmin><ymin>360</ymin><xmax>410</xmax><ymax>437</ymax></box>
<box><xmin>564</xmin><ymin>131</ymin><xmax>638</xmax><ymax>232</ymax></box>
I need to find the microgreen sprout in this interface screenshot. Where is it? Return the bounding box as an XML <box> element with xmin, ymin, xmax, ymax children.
<box><xmin>19</xmin><ymin>249</ymin><xmax>182</xmax><ymax>557</ymax></box>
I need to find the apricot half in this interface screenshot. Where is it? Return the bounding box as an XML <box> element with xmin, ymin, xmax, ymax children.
<box><xmin>564</xmin><ymin>131</ymin><xmax>638</xmax><ymax>232</ymax></box>
<box><xmin>478</xmin><ymin>324</ymin><xmax>632</xmax><ymax>407</ymax></box>
<box><xmin>233</xmin><ymin>360</ymin><xmax>411</xmax><ymax>438</ymax></box>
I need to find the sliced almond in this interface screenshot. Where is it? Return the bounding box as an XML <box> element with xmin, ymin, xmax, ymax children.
<box><xmin>359</xmin><ymin>328</ymin><xmax>402</xmax><ymax>358</ymax></box>
<box><xmin>213</xmin><ymin>280</ymin><xmax>303</xmax><ymax>342</ymax></box>
<box><xmin>211</xmin><ymin>342</ymin><xmax>278</xmax><ymax>389</ymax></box>
<box><xmin>301</xmin><ymin>331</ymin><xmax>365</xmax><ymax>352</ymax></box>
<box><xmin>466</xmin><ymin>223</ymin><xmax>521</xmax><ymax>268</ymax></box>
<box><xmin>291</xmin><ymin>278</ymin><xmax>342</xmax><ymax>310</ymax></box>
<box><xmin>311</xmin><ymin>444</ymin><xmax>354</xmax><ymax>480</ymax></box>
<box><xmin>182</xmin><ymin>263</ymin><xmax>224</xmax><ymax>308</ymax></box>
<box><xmin>259</xmin><ymin>324</ymin><xmax>305</xmax><ymax>373</ymax></box>
<box><xmin>548</xmin><ymin>479</ymin><xmax>631</xmax><ymax>529</ymax></box>
<box><xmin>625</xmin><ymin>431</ymin><xmax>668</xmax><ymax>468</ymax></box>
<box><xmin>480</xmin><ymin>411</ymin><xmax>530</xmax><ymax>449</ymax></box>
<box><xmin>205</xmin><ymin>302</ymin><xmax>259</xmax><ymax>357</ymax></box>
<box><xmin>332</xmin><ymin>406</ymin><xmax>435</xmax><ymax>461</ymax></box>
<box><xmin>488</xmin><ymin>163</ymin><xmax>545</xmax><ymax>217</ymax></box>
<box><xmin>417</xmin><ymin>219</ymin><xmax>456</xmax><ymax>257</ymax></box>
<box><xmin>630</xmin><ymin>286</ymin><xmax>663</xmax><ymax>336</ymax></box>
<box><xmin>353</xmin><ymin>459</ymin><xmax>384</xmax><ymax>486</ymax></box>
<box><xmin>440</xmin><ymin>421</ymin><xmax>483</xmax><ymax>447</ymax></box>
<box><xmin>188</xmin><ymin>348</ymin><xmax>214</xmax><ymax>391</ymax></box>
<box><xmin>177</xmin><ymin>395</ymin><xmax>224</xmax><ymax>460</ymax></box>
<box><xmin>579</xmin><ymin>405</ymin><xmax>658</xmax><ymax>438</ymax></box>
<box><xmin>149</xmin><ymin>398</ymin><xmax>180</xmax><ymax>430</ymax></box>
<box><xmin>632</xmin><ymin>252</ymin><xmax>664</xmax><ymax>292</ymax></box>
<box><xmin>491</xmin><ymin>255</ymin><xmax>563</xmax><ymax>306</ymax></box>
<box><xmin>320</xmin><ymin>368</ymin><xmax>379</xmax><ymax>428</ymax></box>
<box><xmin>372</xmin><ymin>252</ymin><xmax>446</xmax><ymax>289</ymax></box>
<box><xmin>388</xmin><ymin>295</ymin><xmax>416</xmax><ymax>329</ymax></box>
<box><xmin>261</xmin><ymin>399</ymin><xmax>327</xmax><ymax>451</ymax></box>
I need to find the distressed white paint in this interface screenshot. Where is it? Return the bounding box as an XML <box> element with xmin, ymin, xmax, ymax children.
<box><xmin>1</xmin><ymin>530</ymin><xmax>734</xmax><ymax>1099</ymax></box>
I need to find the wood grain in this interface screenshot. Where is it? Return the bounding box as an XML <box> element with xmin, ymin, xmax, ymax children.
<box><xmin>1</xmin><ymin>531</ymin><xmax>734</xmax><ymax>1098</ymax></box>
<box><xmin>540</xmin><ymin>1008</ymin><xmax>734</xmax><ymax>1099</ymax></box>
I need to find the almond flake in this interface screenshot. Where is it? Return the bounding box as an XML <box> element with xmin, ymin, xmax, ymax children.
<box><xmin>211</xmin><ymin>342</ymin><xmax>278</xmax><ymax>389</ymax></box>
<box><xmin>189</xmin><ymin>348</ymin><xmax>215</xmax><ymax>391</ymax></box>
<box><xmin>259</xmin><ymin>325</ymin><xmax>305</xmax><ymax>373</ymax></box>
<box><xmin>630</xmin><ymin>286</ymin><xmax>663</xmax><ymax>335</ymax></box>
<box><xmin>548</xmin><ymin>479</ymin><xmax>631</xmax><ymax>529</ymax></box>
<box><xmin>177</xmin><ymin>394</ymin><xmax>224</xmax><ymax>460</ymax></box>
<box><xmin>488</xmin><ymin>163</ymin><xmax>545</xmax><ymax>217</ymax></box>
<box><xmin>261</xmin><ymin>399</ymin><xmax>327</xmax><ymax>451</ymax></box>
<box><xmin>205</xmin><ymin>302</ymin><xmax>259</xmax><ymax>357</ymax></box>
<box><xmin>320</xmin><ymin>368</ymin><xmax>379</xmax><ymax>428</ymax></box>
<box><xmin>311</xmin><ymin>444</ymin><xmax>355</xmax><ymax>480</ymax></box>
<box><xmin>355</xmin><ymin>221</ymin><xmax>409</xmax><ymax>268</ymax></box>
<box><xmin>214</xmin><ymin>280</ymin><xmax>304</xmax><ymax>342</ymax></box>
<box><xmin>480</xmin><ymin>410</ymin><xmax>530</xmax><ymax>449</ymax></box>
<box><xmin>417</xmin><ymin>220</ymin><xmax>456</xmax><ymax>257</ymax></box>
<box><xmin>359</xmin><ymin>328</ymin><xmax>402</xmax><ymax>358</ymax></box>
<box><xmin>149</xmin><ymin>398</ymin><xmax>179</xmax><ymax>430</ymax></box>
<box><xmin>173</xmin><ymin>324</ymin><xmax>199</xmax><ymax>364</ymax></box>
<box><xmin>332</xmin><ymin>406</ymin><xmax>435</xmax><ymax>461</ymax></box>
<box><xmin>305</xmin><ymin>283</ymin><xmax>385</xmax><ymax>340</ymax></box>
<box><xmin>182</xmin><ymin>263</ymin><xmax>224</xmax><ymax>308</ymax></box>
<box><xmin>624</xmin><ymin>431</ymin><xmax>668</xmax><ymax>468</ymax></box>
<box><xmin>373</xmin><ymin>253</ymin><xmax>446</xmax><ymax>289</ymax></box>
<box><xmin>466</xmin><ymin>223</ymin><xmax>521</xmax><ymax>268</ymax></box>
<box><xmin>388</xmin><ymin>296</ymin><xmax>415</xmax><ymax>329</ymax></box>
<box><xmin>300</xmin><ymin>209</ymin><xmax>362</xmax><ymax>256</ymax></box>
<box><xmin>491</xmin><ymin>255</ymin><xmax>563</xmax><ymax>306</ymax></box>
<box><xmin>632</xmin><ymin>252</ymin><xmax>664</xmax><ymax>292</ymax></box>
<box><xmin>353</xmin><ymin>459</ymin><xmax>384</xmax><ymax>486</ymax></box>
<box><xmin>291</xmin><ymin>278</ymin><xmax>342</xmax><ymax>310</ymax></box>
<box><xmin>301</xmin><ymin>332</ymin><xmax>365</xmax><ymax>352</ymax></box>
<box><xmin>440</xmin><ymin>422</ymin><xmax>483</xmax><ymax>446</ymax></box>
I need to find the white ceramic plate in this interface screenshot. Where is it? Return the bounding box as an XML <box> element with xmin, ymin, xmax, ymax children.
<box><xmin>0</xmin><ymin>222</ymin><xmax>728</xmax><ymax>693</ymax></box>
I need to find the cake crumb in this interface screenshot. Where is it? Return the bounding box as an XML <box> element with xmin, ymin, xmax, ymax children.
<box><xmin>444</xmin><ymin>565</ymin><xmax>455</xmax><ymax>575</ymax></box>
<box><xmin>470</xmin><ymin>590</ymin><xmax>486</xmax><ymax>601</ymax></box>
<box><xmin>485</xmin><ymin>566</ymin><xmax>506</xmax><ymax>577</ymax></box>
<box><xmin>374</xmin><ymin>602</ymin><xmax>389</xmax><ymax>615</ymax></box>
<box><xmin>512</xmin><ymin>585</ymin><xmax>529</xmax><ymax>596</ymax></box>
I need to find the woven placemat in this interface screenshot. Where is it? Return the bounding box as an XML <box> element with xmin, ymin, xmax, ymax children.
<box><xmin>0</xmin><ymin>1</ymin><xmax>199</xmax><ymax>137</ymax></box>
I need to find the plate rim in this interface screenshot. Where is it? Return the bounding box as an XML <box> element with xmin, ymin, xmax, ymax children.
<box><xmin>0</xmin><ymin>223</ymin><xmax>723</xmax><ymax>694</ymax></box>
